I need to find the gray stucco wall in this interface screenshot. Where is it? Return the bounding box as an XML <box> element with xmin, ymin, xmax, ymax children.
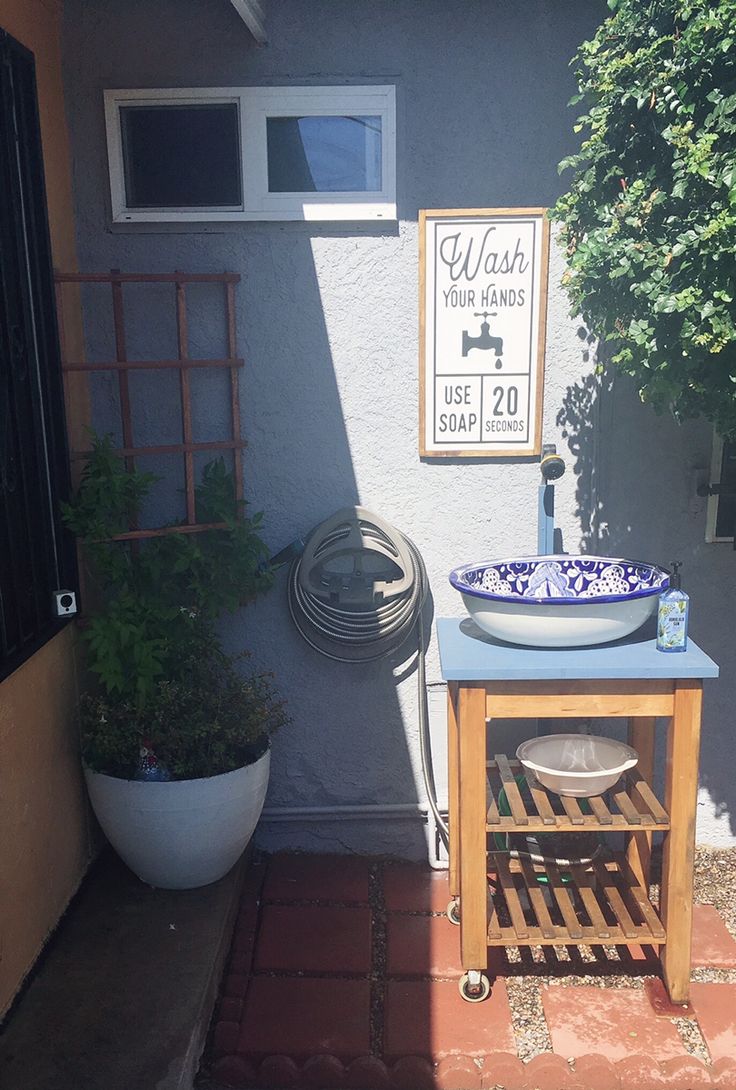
<box><xmin>62</xmin><ymin>0</ymin><xmax>736</xmax><ymax>855</ymax></box>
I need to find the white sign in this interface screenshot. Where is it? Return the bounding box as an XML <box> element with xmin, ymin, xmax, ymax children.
<box><xmin>419</xmin><ymin>208</ymin><xmax>549</xmax><ymax>458</ymax></box>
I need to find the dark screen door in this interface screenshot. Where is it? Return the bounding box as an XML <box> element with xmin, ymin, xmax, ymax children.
<box><xmin>0</xmin><ymin>27</ymin><xmax>74</xmax><ymax>675</ymax></box>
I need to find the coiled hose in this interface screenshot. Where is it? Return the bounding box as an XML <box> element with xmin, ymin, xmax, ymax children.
<box><xmin>287</xmin><ymin>508</ymin><xmax>449</xmax><ymax>847</ymax></box>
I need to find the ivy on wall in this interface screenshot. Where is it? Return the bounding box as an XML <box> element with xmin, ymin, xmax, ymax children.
<box><xmin>552</xmin><ymin>0</ymin><xmax>736</xmax><ymax>437</ymax></box>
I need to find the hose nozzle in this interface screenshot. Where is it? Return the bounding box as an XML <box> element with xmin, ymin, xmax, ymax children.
<box><xmin>540</xmin><ymin>444</ymin><xmax>566</xmax><ymax>483</ymax></box>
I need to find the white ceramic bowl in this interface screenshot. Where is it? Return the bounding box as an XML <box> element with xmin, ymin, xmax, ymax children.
<box><xmin>449</xmin><ymin>555</ymin><xmax>669</xmax><ymax>647</ymax></box>
<box><xmin>516</xmin><ymin>734</ymin><xmax>639</xmax><ymax>798</ymax></box>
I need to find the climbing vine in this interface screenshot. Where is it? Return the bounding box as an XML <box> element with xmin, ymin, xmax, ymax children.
<box><xmin>552</xmin><ymin>0</ymin><xmax>736</xmax><ymax>436</ymax></box>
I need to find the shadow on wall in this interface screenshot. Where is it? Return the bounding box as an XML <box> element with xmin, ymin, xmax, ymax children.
<box><xmin>556</xmin><ymin>339</ymin><xmax>736</xmax><ymax>840</ymax></box>
<box><xmin>228</xmin><ymin>232</ymin><xmax>428</xmax><ymax>859</ymax></box>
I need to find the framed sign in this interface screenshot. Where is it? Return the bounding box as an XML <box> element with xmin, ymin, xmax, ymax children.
<box><xmin>419</xmin><ymin>207</ymin><xmax>550</xmax><ymax>458</ymax></box>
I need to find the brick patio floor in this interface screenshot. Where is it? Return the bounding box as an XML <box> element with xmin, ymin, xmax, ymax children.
<box><xmin>204</xmin><ymin>853</ymin><xmax>736</xmax><ymax>1090</ymax></box>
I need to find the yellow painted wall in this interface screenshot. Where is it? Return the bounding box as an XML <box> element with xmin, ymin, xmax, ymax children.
<box><xmin>0</xmin><ymin>0</ymin><xmax>93</xmax><ymax>1019</ymax></box>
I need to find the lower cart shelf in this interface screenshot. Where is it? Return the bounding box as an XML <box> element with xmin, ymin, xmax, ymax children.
<box><xmin>485</xmin><ymin>756</ymin><xmax>670</xmax><ymax>832</ymax></box>
<box><xmin>486</xmin><ymin>851</ymin><xmax>665</xmax><ymax>948</ymax></box>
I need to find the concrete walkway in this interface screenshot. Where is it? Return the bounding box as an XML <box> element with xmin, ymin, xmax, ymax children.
<box><xmin>0</xmin><ymin>850</ymin><xmax>245</xmax><ymax>1090</ymax></box>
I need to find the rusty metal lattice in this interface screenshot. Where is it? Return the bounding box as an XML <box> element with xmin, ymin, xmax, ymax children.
<box><xmin>54</xmin><ymin>270</ymin><xmax>245</xmax><ymax>541</ymax></box>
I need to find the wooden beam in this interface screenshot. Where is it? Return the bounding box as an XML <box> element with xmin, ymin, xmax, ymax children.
<box><xmin>229</xmin><ymin>0</ymin><xmax>267</xmax><ymax>44</ymax></box>
<box><xmin>447</xmin><ymin>683</ymin><xmax>460</xmax><ymax>900</ymax></box>
<box><xmin>660</xmin><ymin>680</ymin><xmax>703</xmax><ymax>1004</ymax></box>
<box><xmin>457</xmin><ymin>684</ymin><xmax>489</xmax><ymax>970</ymax></box>
<box><xmin>626</xmin><ymin>717</ymin><xmax>657</xmax><ymax>888</ymax></box>
<box><xmin>485</xmin><ymin>679</ymin><xmax>675</xmax><ymax>719</ymax></box>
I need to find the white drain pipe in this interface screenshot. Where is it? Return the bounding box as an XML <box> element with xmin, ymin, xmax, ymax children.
<box><xmin>259</xmin><ymin>801</ymin><xmax>450</xmax><ymax>870</ymax></box>
<box><xmin>261</xmin><ymin>802</ymin><xmax>429</xmax><ymax>822</ymax></box>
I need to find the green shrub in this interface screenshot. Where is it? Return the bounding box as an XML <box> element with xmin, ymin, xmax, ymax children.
<box><xmin>63</xmin><ymin>434</ymin><xmax>287</xmax><ymax>779</ymax></box>
<box><xmin>80</xmin><ymin>642</ymin><xmax>285</xmax><ymax>780</ymax></box>
<box><xmin>552</xmin><ymin>0</ymin><xmax>736</xmax><ymax>436</ymax></box>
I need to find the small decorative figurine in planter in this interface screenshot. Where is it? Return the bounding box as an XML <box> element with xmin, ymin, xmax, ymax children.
<box><xmin>63</xmin><ymin>435</ymin><xmax>288</xmax><ymax>889</ymax></box>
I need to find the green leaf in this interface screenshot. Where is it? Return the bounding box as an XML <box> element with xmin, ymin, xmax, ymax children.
<box><xmin>550</xmin><ymin>0</ymin><xmax>736</xmax><ymax>436</ymax></box>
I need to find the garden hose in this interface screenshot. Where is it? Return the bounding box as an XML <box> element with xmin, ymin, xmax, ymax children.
<box><xmin>494</xmin><ymin>776</ymin><xmax>603</xmax><ymax>871</ymax></box>
<box><xmin>287</xmin><ymin>508</ymin><xmax>449</xmax><ymax>848</ymax></box>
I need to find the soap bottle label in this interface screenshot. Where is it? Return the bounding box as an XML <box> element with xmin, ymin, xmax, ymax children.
<box><xmin>657</xmin><ymin>599</ymin><xmax>688</xmax><ymax>651</ymax></box>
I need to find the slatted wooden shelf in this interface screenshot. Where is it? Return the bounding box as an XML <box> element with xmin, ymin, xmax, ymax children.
<box><xmin>485</xmin><ymin>851</ymin><xmax>665</xmax><ymax>947</ymax></box>
<box><xmin>485</xmin><ymin>755</ymin><xmax>669</xmax><ymax>832</ymax></box>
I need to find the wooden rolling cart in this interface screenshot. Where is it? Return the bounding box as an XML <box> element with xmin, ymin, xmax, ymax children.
<box><xmin>437</xmin><ymin>618</ymin><xmax>719</xmax><ymax>1004</ymax></box>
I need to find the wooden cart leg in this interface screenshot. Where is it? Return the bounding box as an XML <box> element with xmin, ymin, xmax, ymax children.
<box><xmin>660</xmin><ymin>681</ymin><xmax>702</xmax><ymax>1005</ymax></box>
<box><xmin>626</xmin><ymin>716</ymin><xmax>656</xmax><ymax>889</ymax></box>
<box><xmin>447</xmin><ymin>682</ymin><xmax>460</xmax><ymax>901</ymax></box>
<box><xmin>458</xmin><ymin>683</ymin><xmax>489</xmax><ymax>972</ymax></box>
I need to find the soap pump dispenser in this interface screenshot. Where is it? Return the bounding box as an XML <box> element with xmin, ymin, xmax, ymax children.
<box><xmin>656</xmin><ymin>561</ymin><xmax>689</xmax><ymax>653</ymax></box>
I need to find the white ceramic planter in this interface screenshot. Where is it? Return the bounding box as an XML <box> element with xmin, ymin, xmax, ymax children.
<box><xmin>84</xmin><ymin>749</ymin><xmax>270</xmax><ymax>889</ymax></box>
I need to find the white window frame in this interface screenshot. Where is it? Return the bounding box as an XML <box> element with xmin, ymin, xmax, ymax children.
<box><xmin>104</xmin><ymin>86</ymin><xmax>397</xmax><ymax>223</ymax></box>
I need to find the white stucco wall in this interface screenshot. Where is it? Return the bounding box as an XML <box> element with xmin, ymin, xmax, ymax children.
<box><xmin>62</xmin><ymin>0</ymin><xmax>735</xmax><ymax>856</ymax></box>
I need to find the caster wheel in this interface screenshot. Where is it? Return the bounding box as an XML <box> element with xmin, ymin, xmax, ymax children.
<box><xmin>446</xmin><ymin>899</ymin><xmax>461</xmax><ymax>925</ymax></box>
<box><xmin>459</xmin><ymin>972</ymin><xmax>491</xmax><ymax>1003</ymax></box>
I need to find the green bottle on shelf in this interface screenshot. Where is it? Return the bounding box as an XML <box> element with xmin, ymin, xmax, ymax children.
<box><xmin>656</xmin><ymin>561</ymin><xmax>689</xmax><ymax>653</ymax></box>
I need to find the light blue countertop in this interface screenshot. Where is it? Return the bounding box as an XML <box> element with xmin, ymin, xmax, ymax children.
<box><xmin>436</xmin><ymin>617</ymin><xmax>720</xmax><ymax>681</ymax></box>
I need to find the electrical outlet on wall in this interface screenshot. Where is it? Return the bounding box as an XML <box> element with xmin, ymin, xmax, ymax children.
<box><xmin>52</xmin><ymin>590</ymin><xmax>77</xmax><ymax>617</ymax></box>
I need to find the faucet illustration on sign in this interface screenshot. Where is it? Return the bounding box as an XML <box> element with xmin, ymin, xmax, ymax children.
<box><xmin>461</xmin><ymin>311</ymin><xmax>504</xmax><ymax>367</ymax></box>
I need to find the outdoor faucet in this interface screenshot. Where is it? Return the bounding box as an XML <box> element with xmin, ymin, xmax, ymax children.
<box><xmin>538</xmin><ymin>444</ymin><xmax>566</xmax><ymax>555</ymax></box>
<box><xmin>462</xmin><ymin>311</ymin><xmax>504</xmax><ymax>361</ymax></box>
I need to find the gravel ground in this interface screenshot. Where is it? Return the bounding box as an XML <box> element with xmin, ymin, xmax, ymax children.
<box><xmin>502</xmin><ymin>845</ymin><xmax>736</xmax><ymax>1063</ymax></box>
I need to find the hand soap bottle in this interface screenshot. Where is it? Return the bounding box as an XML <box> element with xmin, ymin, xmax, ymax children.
<box><xmin>656</xmin><ymin>561</ymin><xmax>689</xmax><ymax>653</ymax></box>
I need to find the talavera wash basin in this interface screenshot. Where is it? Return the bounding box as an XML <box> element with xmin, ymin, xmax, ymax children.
<box><xmin>449</xmin><ymin>555</ymin><xmax>669</xmax><ymax>648</ymax></box>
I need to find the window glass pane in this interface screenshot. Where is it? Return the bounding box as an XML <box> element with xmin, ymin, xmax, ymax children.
<box><xmin>266</xmin><ymin>115</ymin><xmax>382</xmax><ymax>193</ymax></box>
<box><xmin>120</xmin><ymin>103</ymin><xmax>242</xmax><ymax>208</ymax></box>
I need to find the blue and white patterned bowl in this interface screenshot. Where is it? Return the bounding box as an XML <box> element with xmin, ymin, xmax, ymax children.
<box><xmin>449</xmin><ymin>555</ymin><xmax>669</xmax><ymax>647</ymax></box>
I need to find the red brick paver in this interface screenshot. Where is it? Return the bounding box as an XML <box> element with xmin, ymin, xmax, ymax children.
<box><xmin>542</xmin><ymin>986</ymin><xmax>687</xmax><ymax>1063</ymax></box>
<box><xmin>614</xmin><ymin>1054</ymin><xmax>665</xmax><ymax>1089</ymax></box>
<box><xmin>386</xmin><ymin>912</ymin><xmax>506</xmax><ymax>979</ymax></box>
<box><xmin>524</xmin><ymin>1053</ymin><xmax>580</xmax><ymax>1089</ymax></box>
<box><xmin>262</xmin><ymin>852</ymin><xmax>371</xmax><ymax>903</ymax></box>
<box><xmin>254</xmin><ymin>903</ymin><xmax>372</xmax><ymax>974</ymax></box>
<box><xmin>344</xmin><ymin>1055</ymin><xmax>392</xmax><ymax>1089</ymax></box>
<box><xmin>573</xmin><ymin>1053</ymin><xmax>620</xmax><ymax>1090</ymax></box>
<box><xmin>691</xmin><ymin>904</ymin><xmax>736</xmax><ymax>969</ymax></box>
<box><xmin>690</xmin><ymin>982</ymin><xmax>736</xmax><ymax>1063</ymax></box>
<box><xmin>435</xmin><ymin>1054</ymin><xmax>482</xmax><ymax>1089</ymax></box>
<box><xmin>712</xmin><ymin>1056</ymin><xmax>736</xmax><ymax>1089</ymax></box>
<box><xmin>658</xmin><ymin>1056</ymin><xmax>713</xmax><ymax>1087</ymax></box>
<box><xmin>384</xmin><ymin>978</ymin><xmax>515</xmax><ymax>1061</ymax></box>
<box><xmin>390</xmin><ymin>1056</ymin><xmax>436</xmax><ymax>1089</ymax></box>
<box><xmin>301</xmin><ymin>1054</ymin><xmax>347</xmax><ymax>1087</ymax></box>
<box><xmin>386</xmin><ymin>911</ymin><xmax>464</xmax><ymax>978</ymax></box>
<box><xmin>238</xmin><ymin>977</ymin><xmax>371</xmax><ymax>1059</ymax></box>
<box><xmin>258</xmin><ymin>1054</ymin><xmax>301</xmax><ymax>1087</ymax></box>
<box><xmin>383</xmin><ymin>863</ymin><xmax>452</xmax><ymax>913</ymax></box>
<box><xmin>480</xmin><ymin>1053</ymin><xmax>527</xmax><ymax>1089</ymax></box>
<box><xmin>210</xmin><ymin>854</ymin><xmax>736</xmax><ymax>1084</ymax></box>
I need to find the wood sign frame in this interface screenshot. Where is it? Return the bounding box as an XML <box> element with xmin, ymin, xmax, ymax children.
<box><xmin>419</xmin><ymin>207</ymin><xmax>550</xmax><ymax>458</ymax></box>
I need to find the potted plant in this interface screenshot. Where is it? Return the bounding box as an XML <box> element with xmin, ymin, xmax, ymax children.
<box><xmin>63</xmin><ymin>435</ymin><xmax>288</xmax><ymax>889</ymax></box>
